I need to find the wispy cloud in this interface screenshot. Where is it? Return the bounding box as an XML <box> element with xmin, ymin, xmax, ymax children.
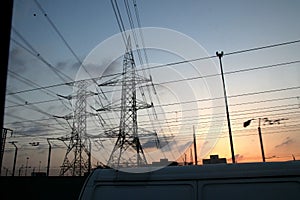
<box><xmin>275</xmin><ymin>137</ymin><xmax>294</xmax><ymax>148</ymax></box>
<box><xmin>235</xmin><ymin>154</ymin><xmax>244</xmax><ymax>162</ymax></box>
<box><xmin>9</xmin><ymin>47</ymin><xmax>29</xmax><ymax>73</ymax></box>
<box><xmin>102</xmin><ymin>59</ymin><xmax>121</xmax><ymax>76</ymax></box>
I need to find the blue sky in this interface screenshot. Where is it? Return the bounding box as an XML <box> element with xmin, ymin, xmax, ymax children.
<box><xmin>2</xmin><ymin>0</ymin><xmax>300</xmax><ymax>174</ymax></box>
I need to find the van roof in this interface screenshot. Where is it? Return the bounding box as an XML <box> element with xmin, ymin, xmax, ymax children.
<box><xmin>90</xmin><ymin>161</ymin><xmax>300</xmax><ymax>182</ymax></box>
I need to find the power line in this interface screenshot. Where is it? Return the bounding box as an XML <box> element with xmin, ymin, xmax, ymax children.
<box><xmin>110</xmin><ymin>0</ymin><xmax>128</xmax><ymax>45</ymax></box>
<box><xmin>5</xmin><ymin>98</ymin><xmax>61</xmax><ymax>108</ymax></box>
<box><xmin>138</xmin><ymin>108</ymin><xmax>300</xmax><ymax>128</ymax></box>
<box><xmin>33</xmin><ymin>0</ymin><xmax>83</xmax><ymax>69</ymax></box>
<box><xmin>6</xmin><ymin>105</ymin><xmax>300</xmax><ymax>138</ymax></box>
<box><xmin>158</xmin><ymin>85</ymin><xmax>300</xmax><ymax>107</ymax></box>
<box><xmin>9</xmin><ymin>101</ymin><xmax>299</xmax><ymax>130</ymax></box>
<box><xmin>33</xmin><ymin>0</ymin><xmax>118</xmax><ymax>132</ymax></box>
<box><xmin>11</xmin><ymin>31</ymin><xmax>73</xmax><ymax>83</ymax></box>
<box><xmin>153</xmin><ymin>60</ymin><xmax>300</xmax><ymax>86</ymax></box>
<box><xmin>6</xmin><ymin>85</ymin><xmax>299</xmax><ymax>114</ymax></box>
<box><xmin>10</xmin><ymin>122</ymin><xmax>300</xmax><ymax>148</ymax></box>
<box><xmin>6</xmin><ymin>1</ymin><xmax>300</xmax><ymax>158</ymax></box>
<box><xmin>224</xmin><ymin>39</ymin><xmax>300</xmax><ymax>56</ymax></box>
<box><xmin>6</xmin><ymin>92</ymin><xmax>54</xmax><ymax>117</ymax></box>
<box><xmin>8</xmin><ymin>70</ymin><xmax>58</xmax><ymax>98</ymax></box>
<box><xmin>7</xmin><ymin>15</ymin><xmax>300</xmax><ymax>96</ymax></box>
<box><xmin>6</xmin><ymin>56</ymin><xmax>300</xmax><ymax>96</ymax></box>
<box><xmin>5</xmin><ymin>85</ymin><xmax>299</xmax><ymax>123</ymax></box>
<box><xmin>136</xmin><ymin>39</ymin><xmax>300</xmax><ymax>72</ymax></box>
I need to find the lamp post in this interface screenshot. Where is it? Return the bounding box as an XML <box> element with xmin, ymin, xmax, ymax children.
<box><xmin>25</xmin><ymin>157</ymin><xmax>29</xmax><ymax>176</ymax></box>
<box><xmin>88</xmin><ymin>138</ymin><xmax>91</xmax><ymax>174</ymax></box>
<box><xmin>9</xmin><ymin>141</ymin><xmax>18</xmax><ymax>176</ymax></box>
<box><xmin>3</xmin><ymin>166</ymin><xmax>9</xmax><ymax>176</ymax></box>
<box><xmin>46</xmin><ymin>138</ymin><xmax>53</xmax><ymax>176</ymax></box>
<box><xmin>193</xmin><ymin>125</ymin><xmax>198</xmax><ymax>165</ymax></box>
<box><xmin>216</xmin><ymin>51</ymin><xmax>235</xmax><ymax>163</ymax></box>
<box><xmin>38</xmin><ymin>161</ymin><xmax>41</xmax><ymax>172</ymax></box>
<box><xmin>243</xmin><ymin>118</ymin><xmax>265</xmax><ymax>162</ymax></box>
<box><xmin>28</xmin><ymin>141</ymin><xmax>40</xmax><ymax>175</ymax></box>
<box><xmin>18</xmin><ymin>164</ymin><xmax>23</xmax><ymax>176</ymax></box>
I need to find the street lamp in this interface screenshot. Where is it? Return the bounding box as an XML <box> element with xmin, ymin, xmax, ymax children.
<box><xmin>244</xmin><ymin>117</ymin><xmax>288</xmax><ymax>162</ymax></box>
<box><xmin>8</xmin><ymin>141</ymin><xmax>18</xmax><ymax>176</ymax></box>
<box><xmin>18</xmin><ymin>164</ymin><xmax>23</xmax><ymax>176</ymax></box>
<box><xmin>46</xmin><ymin>138</ymin><xmax>55</xmax><ymax>176</ymax></box>
<box><xmin>25</xmin><ymin>157</ymin><xmax>29</xmax><ymax>176</ymax></box>
<box><xmin>39</xmin><ymin>161</ymin><xmax>41</xmax><ymax>172</ymax></box>
<box><xmin>243</xmin><ymin>118</ymin><xmax>265</xmax><ymax>162</ymax></box>
<box><xmin>216</xmin><ymin>51</ymin><xmax>235</xmax><ymax>163</ymax></box>
<box><xmin>88</xmin><ymin>138</ymin><xmax>91</xmax><ymax>174</ymax></box>
<box><xmin>28</xmin><ymin>141</ymin><xmax>39</xmax><ymax>175</ymax></box>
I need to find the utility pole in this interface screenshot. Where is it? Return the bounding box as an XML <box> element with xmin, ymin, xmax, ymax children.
<box><xmin>46</xmin><ymin>138</ymin><xmax>53</xmax><ymax>176</ymax></box>
<box><xmin>190</xmin><ymin>148</ymin><xmax>193</xmax><ymax>164</ymax></box>
<box><xmin>258</xmin><ymin>118</ymin><xmax>266</xmax><ymax>162</ymax></box>
<box><xmin>87</xmin><ymin>138</ymin><xmax>91</xmax><ymax>174</ymax></box>
<box><xmin>9</xmin><ymin>141</ymin><xmax>18</xmax><ymax>176</ymax></box>
<box><xmin>243</xmin><ymin>117</ymin><xmax>288</xmax><ymax>162</ymax></box>
<box><xmin>244</xmin><ymin>118</ymin><xmax>266</xmax><ymax>162</ymax></box>
<box><xmin>193</xmin><ymin>126</ymin><xmax>198</xmax><ymax>165</ymax></box>
<box><xmin>25</xmin><ymin>157</ymin><xmax>29</xmax><ymax>176</ymax></box>
<box><xmin>18</xmin><ymin>165</ymin><xmax>23</xmax><ymax>176</ymax></box>
<box><xmin>39</xmin><ymin>161</ymin><xmax>41</xmax><ymax>172</ymax></box>
<box><xmin>216</xmin><ymin>51</ymin><xmax>235</xmax><ymax>164</ymax></box>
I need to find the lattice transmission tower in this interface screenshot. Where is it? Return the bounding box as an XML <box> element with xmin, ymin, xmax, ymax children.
<box><xmin>98</xmin><ymin>37</ymin><xmax>154</xmax><ymax>169</ymax></box>
<box><xmin>59</xmin><ymin>80</ymin><xmax>91</xmax><ymax>176</ymax></box>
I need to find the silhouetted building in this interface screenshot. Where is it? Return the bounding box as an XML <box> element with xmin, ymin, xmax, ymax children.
<box><xmin>31</xmin><ymin>172</ymin><xmax>46</xmax><ymax>176</ymax></box>
<box><xmin>202</xmin><ymin>155</ymin><xmax>227</xmax><ymax>164</ymax></box>
<box><xmin>152</xmin><ymin>158</ymin><xmax>178</xmax><ymax>166</ymax></box>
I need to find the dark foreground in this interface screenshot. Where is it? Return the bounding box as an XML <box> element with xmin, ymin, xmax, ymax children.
<box><xmin>0</xmin><ymin>176</ymin><xmax>86</xmax><ymax>200</ymax></box>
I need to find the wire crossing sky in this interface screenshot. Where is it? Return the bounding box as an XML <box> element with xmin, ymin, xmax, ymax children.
<box><xmin>2</xmin><ymin>0</ymin><xmax>300</xmax><ymax>175</ymax></box>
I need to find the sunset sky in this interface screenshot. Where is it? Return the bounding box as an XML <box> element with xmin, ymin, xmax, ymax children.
<box><xmin>2</xmin><ymin>0</ymin><xmax>300</xmax><ymax>175</ymax></box>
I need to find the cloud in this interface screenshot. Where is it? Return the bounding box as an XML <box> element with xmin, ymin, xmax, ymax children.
<box><xmin>275</xmin><ymin>137</ymin><xmax>294</xmax><ymax>148</ymax></box>
<box><xmin>71</xmin><ymin>61</ymin><xmax>82</xmax><ymax>71</ymax></box>
<box><xmin>202</xmin><ymin>141</ymin><xmax>209</xmax><ymax>146</ymax></box>
<box><xmin>8</xmin><ymin>47</ymin><xmax>28</xmax><ymax>73</ymax></box>
<box><xmin>56</xmin><ymin>61</ymin><xmax>68</xmax><ymax>70</ymax></box>
<box><xmin>235</xmin><ymin>154</ymin><xmax>244</xmax><ymax>162</ymax></box>
<box><xmin>101</xmin><ymin>59</ymin><xmax>121</xmax><ymax>76</ymax></box>
<box><xmin>54</xmin><ymin>60</ymin><xmax>80</xmax><ymax>79</ymax></box>
<box><xmin>142</xmin><ymin>135</ymin><xmax>172</xmax><ymax>150</ymax></box>
<box><xmin>10</xmin><ymin>121</ymin><xmax>55</xmax><ymax>137</ymax></box>
<box><xmin>63</xmin><ymin>59</ymin><xmax>122</xmax><ymax>81</ymax></box>
<box><xmin>52</xmin><ymin>58</ymin><xmax>122</xmax><ymax>83</ymax></box>
<box><xmin>46</xmin><ymin>103</ymin><xmax>70</xmax><ymax>115</ymax></box>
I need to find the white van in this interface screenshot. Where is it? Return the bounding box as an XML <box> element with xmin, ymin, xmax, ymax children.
<box><xmin>79</xmin><ymin>161</ymin><xmax>300</xmax><ymax>200</ymax></box>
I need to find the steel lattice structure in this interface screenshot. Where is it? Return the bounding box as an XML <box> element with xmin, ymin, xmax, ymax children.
<box><xmin>99</xmin><ymin>38</ymin><xmax>153</xmax><ymax>168</ymax></box>
<box><xmin>59</xmin><ymin>81</ymin><xmax>91</xmax><ymax>176</ymax></box>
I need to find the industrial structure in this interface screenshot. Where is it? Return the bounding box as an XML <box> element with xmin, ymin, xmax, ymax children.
<box><xmin>56</xmin><ymin>81</ymin><xmax>92</xmax><ymax>176</ymax></box>
<box><xmin>0</xmin><ymin>128</ymin><xmax>12</xmax><ymax>175</ymax></box>
<box><xmin>97</xmin><ymin>37</ymin><xmax>156</xmax><ymax>169</ymax></box>
<box><xmin>52</xmin><ymin>36</ymin><xmax>159</xmax><ymax>174</ymax></box>
<box><xmin>202</xmin><ymin>155</ymin><xmax>227</xmax><ymax>165</ymax></box>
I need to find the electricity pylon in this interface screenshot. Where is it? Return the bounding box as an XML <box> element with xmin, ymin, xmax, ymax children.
<box><xmin>59</xmin><ymin>80</ymin><xmax>91</xmax><ymax>176</ymax></box>
<box><xmin>0</xmin><ymin>128</ymin><xmax>13</xmax><ymax>175</ymax></box>
<box><xmin>98</xmin><ymin>37</ymin><xmax>153</xmax><ymax>169</ymax></box>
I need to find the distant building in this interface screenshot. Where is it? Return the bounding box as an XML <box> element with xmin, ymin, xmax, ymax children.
<box><xmin>152</xmin><ymin>158</ymin><xmax>178</xmax><ymax>166</ymax></box>
<box><xmin>31</xmin><ymin>172</ymin><xmax>46</xmax><ymax>176</ymax></box>
<box><xmin>202</xmin><ymin>155</ymin><xmax>227</xmax><ymax>164</ymax></box>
